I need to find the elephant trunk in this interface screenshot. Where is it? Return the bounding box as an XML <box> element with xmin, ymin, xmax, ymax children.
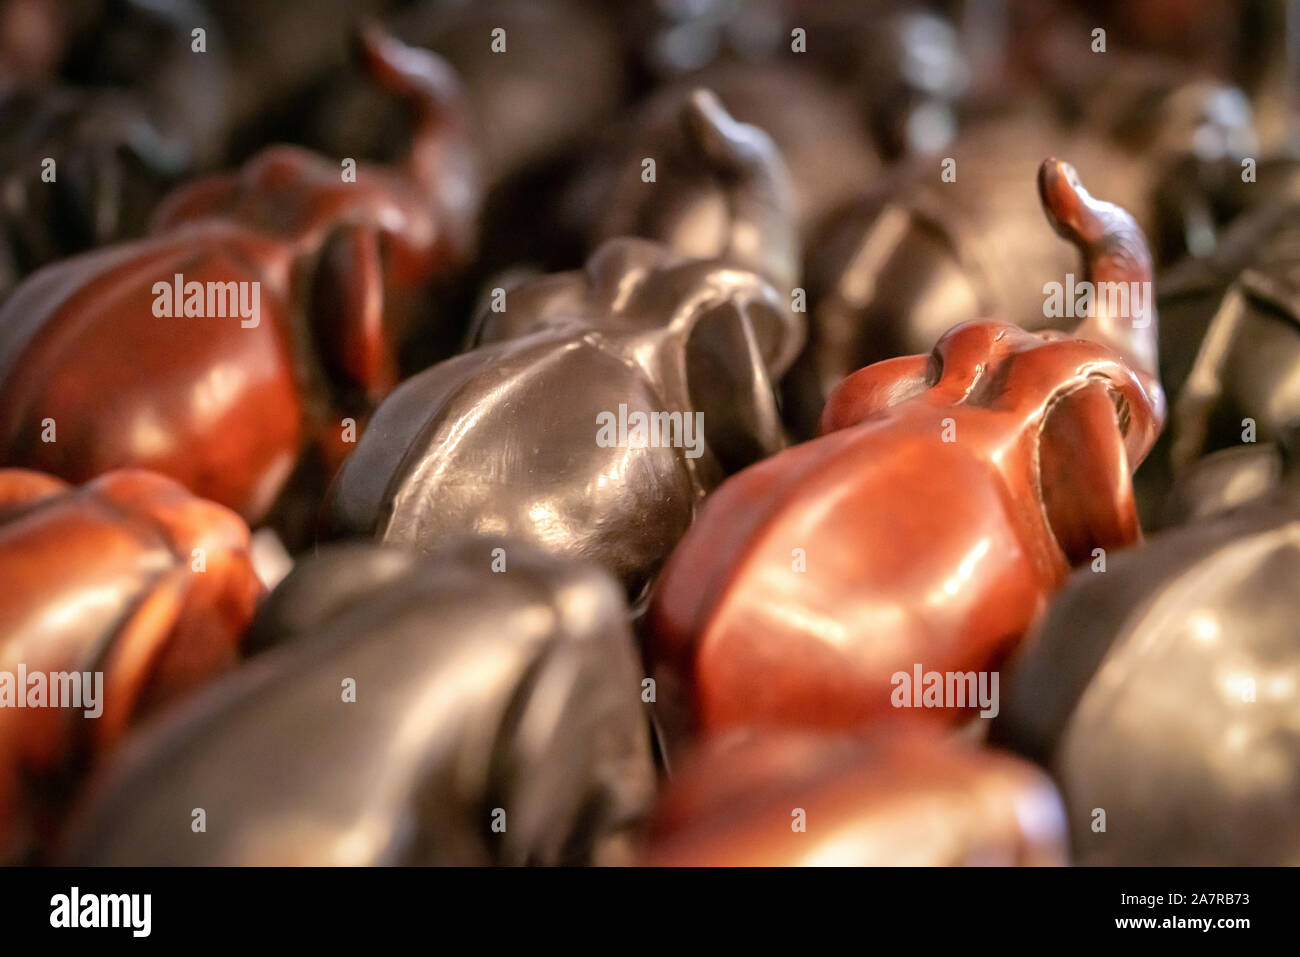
<box><xmin>356</xmin><ymin>25</ymin><xmax>475</xmax><ymax>211</ymax></box>
<box><xmin>1038</xmin><ymin>157</ymin><xmax>1163</xmax><ymax>426</ymax></box>
<box><xmin>680</xmin><ymin>90</ymin><xmax>799</xmax><ymax>292</ymax></box>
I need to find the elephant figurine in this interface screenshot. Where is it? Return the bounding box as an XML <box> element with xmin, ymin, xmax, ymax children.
<box><xmin>0</xmin><ymin>0</ymin><xmax>229</xmax><ymax>300</ymax></box>
<box><xmin>0</xmin><ymin>27</ymin><xmax>480</xmax><ymax>526</ymax></box>
<box><xmin>1160</xmin><ymin>440</ymin><xmax>1292</xmax><ymax>527</ymax></box>
<box><xmin>645</xmin><ymin>159</ymin><xmax>1164</xmax><ymax>736</ymax></box>
<box><xmin>787</xmin><ymin>71</ymin><xmax>1252</xmax><ymax>437</ymax></box>
<box><xmin>1166</xmin><ymin>200</ymin><xmax>1300</xmax><ymax>478</ymax></box>
<box><xmin>642</xmin><ymin>729</ymin><xmax>1066</xmax><ymax>866</ymax></box>
<box><xmin>299</xmin><ymin>0</ymin><xmax>625</xmax><ymax>189</ymax></box>
<box><xmin>323</xmin><ymin>91</ymin><xmax>803</xmax><ymax>599</ymax></box>
<box><xmin>609</xmin><ymin>0</ymin><xmax>969</xmax><ymax>159</ymax></box>
<box><xmin>61</xmin><ymin>538</ymin><xmax>656</xmax><ymax>866</ymax></box>
<box><xmin>0</xmin><ymin>467</ymin><xmax>261</xmax><ymax>864</ymax></box>
<box><xmin>778</xmin><ymin>2</ymin><xmax>970</xmax><ymax>161</ymax></box>
<box><xmin>991</xmin><ymin>463</ymin><xmax>1300</xmax><ymax>865</ymax></box>
<box><xmin>571</xmin><ymin>62</ymin><xmax>875</xmax><ymax>288</ymax></box>
<box><xmin>1119</xmin><ymin>166</ymin><xmax>1300</xmax><ymax>524</ymax></box>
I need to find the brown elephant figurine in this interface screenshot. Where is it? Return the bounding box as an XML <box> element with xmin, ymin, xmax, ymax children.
<box><xmin>0</xmin><ymin>27</ymin><xmax>480</xmax><ymax>526</ymax></box>
<box><xmin>0</xmin><ymin>467</ymin><xmax>261</xmax><ymax>863</ymax></box>
<box><xmin>0</xmin><ymin>0</ymin><xmax>231</xmax><ymax>300</ymax></box>
<box><xmin>642</xmin><ymin>729</ymin><xmax>1066</xmax><ymax>866</ymax></box>
<box><xmin>646</xmin><ymin>159</ymin><xmax>1164</xmax><ymax>737</ymax></box>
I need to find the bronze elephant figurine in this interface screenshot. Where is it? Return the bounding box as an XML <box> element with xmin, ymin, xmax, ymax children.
<box><xmin>61</xmin><ymin>538</ymin><xmax>655</xmax><ymax>865</ymax></box>
<box><xmin>1167</xmin><ymin>200</ymin><xmax>1300</xmax><ymax>479</ymax></box>
<box><xmin>323</xmin><ymin>92</ymin><xmax>803</xmax><ymax>599</ymax></box>
<box><xmin>993</xmin><ymin>458</ymin><xmax>1300</xmax><ymax>865</ymax></box>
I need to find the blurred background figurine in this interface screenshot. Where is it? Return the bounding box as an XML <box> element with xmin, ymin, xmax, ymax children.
<box><xmin>643</xmin><ymin>729</ymin><xmax>1067</xmax><ymax>866</ymax></box>
<box><xmin>0</xmin><ymin>467</ymin><xmax>261</xmax><ymax>864</ymax></box>
<box><xmin>0</xmin><ymin>29</ymin><xmax>481</xmax><ymax>543</ymax></box>
<box><xmin>62</xmin><ymin>539</ymin><xmax>655</xmax><ymax>865</ymax></box>
<box><xmin>0</xmin><ymin>0</ymin><xmax>229</xmax><ymax>300</ymax></box>
<box><xmin>0</xmin><ymin>0</ymin><xmax>1296</xmax><ymax>869</ymax></box>
<box><xmin>993</xmin><ymin>441</ymin><xmax>1300</xmax><ymax>865</ymax></box>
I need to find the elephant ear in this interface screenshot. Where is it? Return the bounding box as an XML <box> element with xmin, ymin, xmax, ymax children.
<box><xmin>686</xmin><ymin>300</ymin><xmax>786</xmax><ymax>473</ymax></box>
<box><xmin>1039</xmin><ymin>379</ymin><xmax>1141</xmax><ymax>564</ymax></box>
<box><xmin>818</xmin><ymin>354</ymin><xmax>933</xmax><ymax>434</ymax></box>
<box><xmin>741</xmin><ymin>286</ymin><xmax>806</xmax><ymax>379</ymax></box>
<box><xmin>308</xmin><ymin>222</ymin><xmax>393</xmax><ymax>404</ymax></box>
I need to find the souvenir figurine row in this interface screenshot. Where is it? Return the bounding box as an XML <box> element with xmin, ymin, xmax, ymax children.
<box><xmin>0</xmin><ymin>0</ymin><xmax>1297</xmax><ymax>866</ymax></box>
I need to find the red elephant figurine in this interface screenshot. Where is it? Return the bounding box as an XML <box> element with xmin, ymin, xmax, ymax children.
<box><xmin>0</xmin><ymin>468</ymin><xmax>262</xmax><ymax>863</ymax></box>
<box><xmin>0</xmin><ymin>27</ymin><xmax>479</xmax><ymax>525</ymax></box>
<box><xmin>646</xmin><ymin>159</ymin><xmax>1165</xmax><ymax>736</ymax></box>
<box><xmin>642</xmin><ymin>730</ymin><xmax>1067</xmax><ymax>866</ymax></box>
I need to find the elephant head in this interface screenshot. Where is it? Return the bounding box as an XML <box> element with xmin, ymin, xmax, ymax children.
<box><xmin>300</xmin><ymin>0</ymin><xmax>625</xmax><ymax>188</ymax></box>
<box><xmin>152</xmin><ymin>25</ymin><xmax>481</xmax><ymax>408</ymax></box>
<box><xmin>582</xmin><ymin>77</ymin><xmax>820</xmax><ymax>295</ymax></box>
<box><xmin>788</xmin><ymin>69</ymin><xmax>1256</xmax><ymax>439</ymax></box>
<box><xmin>60</xmin><ymin>539</ymin><xmax>655</xmax><ymax>866</ymax></box>
<box><xmin>0</xmin><ymin>29</ymin><xmax>480</xmax><ymax>527</ymax></box>
<box><xmin>787</xmin><ymin>110</ymin><xmax>1153</xmax><ymax>437</ymax></box>
<box><xmin>646</xmin><ymin>159</ymin><xmax>1163</xmax><ymax>739</ymax></box>
<box><xmin>323</xmin><ymin>92</ymin><xmax>803</xmax><ymax>599</ymax></box>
